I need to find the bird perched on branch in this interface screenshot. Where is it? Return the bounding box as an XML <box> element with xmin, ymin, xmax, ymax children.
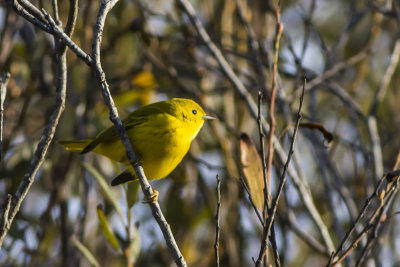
<box><xmin>58</xmin><ymin>98</ymin><xmax>215</xmax><ymax>202</ymax></box>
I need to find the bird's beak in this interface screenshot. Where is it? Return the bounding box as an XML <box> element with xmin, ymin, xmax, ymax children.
<box><xmin>202</xmin><ymin>115</ymin><xmax>216</xmax><ymax>120</ymax></box>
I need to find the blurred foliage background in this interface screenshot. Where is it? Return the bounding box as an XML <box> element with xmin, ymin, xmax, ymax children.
<box><xmin>1</xmin><ymin>0</ymin><xmax>400</xmax><ymax>266</ymax></box>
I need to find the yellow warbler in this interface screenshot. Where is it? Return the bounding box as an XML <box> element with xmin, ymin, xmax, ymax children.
<box><xmin>58</xmin><ymin>98</ymin><xmax>214</xmax><ymax>188</ymax></box>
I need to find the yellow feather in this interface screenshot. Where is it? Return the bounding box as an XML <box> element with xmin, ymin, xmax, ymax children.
<box><xmin>58</xmin><ymin>98</ymin><xmax>214</xmax><ymax>185</ymax></box>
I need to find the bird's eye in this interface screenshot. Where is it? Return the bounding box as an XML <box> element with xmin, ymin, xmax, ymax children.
<box><xmin>192</xmin><ymin>110</ymin><xmax>197</xmax><ymax>115</ymax></box>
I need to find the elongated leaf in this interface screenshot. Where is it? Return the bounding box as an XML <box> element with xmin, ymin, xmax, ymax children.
<box><xmin>97</xmin><ymin>205</ymin><xmax>121</xmax><ymax>251</ymax></box>
<box><xmin>126</xmin><ymin>225</ymin><xmax>141</xmax><ymax>265</ymax></box>
<box><xmin>71</xmin><ymin>235</ymin><xmax>100</xmax><ymax>267</ymax></box>
<box><xmin>127</xmin><ymin>181</ymin><xmax>140</xmax><ymax>208</ymax></box>
<box><xmin>82</xmin><ymin>162</ymin><xmax>122</xmax><ymax>217</ymax></box>
<box><xmin>240</xmin><ymin>133</ymin><xmax>265</xmax><ymax>211</ymax></box>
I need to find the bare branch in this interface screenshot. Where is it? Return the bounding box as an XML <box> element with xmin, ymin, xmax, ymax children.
<box><xmin>0</xmin><ymin>195</ymin><xmax>12</xmax><ymax>238</ymax></box>
<box><xmin>6</xmin><ymin>0</ymin><xmax>92</xmax><ymax>65</ymax></box>
<box><xmin>90</xmin><ymin>1</ymin><xmax>186</xmax><ymax>265</ymax></box>
<box><xmin>256</xmin><ymin>79</ymin><xmax>305</xmax><ymax>267</ymax></box>
<box><xmin>0</xmin><ymin>11</ymin><xmax>69</xmax><ymax>247</ymax></box>
<box><xmin>240</xmin><ymin>177</ymin><xmax>264</xmax><ymax>226</ymax></box>
<box><xmin>41</xmin><ymin>9</ymin><xmax>93</xmax><ymax>65</ymax></box>
<box><xmin>235</xmin><ymin>0</ymin><xmax>268</xmax><ymax>95</ymax></box>
<box><xmin>367</xmin><ymin>116</ymin><xmax>383</xmax><ymax>183</ymax></box>
<box><xmin>0</xmin><ymin>72</ymin><xmax>9</xmax><ymax>165</ymax></box>
<box><xmin>291</xmin><ymin>49</ymin><xmax>369</xmax><ymax>100</ymax></box>
<box><xmin>215</xmin><ymin>175</ymin><xmax>221</xmax><ymax>267</ymax></box>
<box><xmin>18</xmin><ymin>0</ymin><xmax>47</xmax><ymax>23</ymax></box>
<box><xmin>177</xmin><ymin>0</ymin><xmax>335</xmax><ymax>253</ymax></box>
<box><xmin>328</xmin><ymin>170</ymin><xmax>400</xmax><ymax>265</ymax></box>
<box><xmin>284</xmin><ymin>210</ymin><xmax>330</xmax><ymax>257</ymax></box>
<box><xmin>331</xmin><ymin>224</ymin><xmax>373</xmax><ymax>267</ymax></box>
<box><xmin>369</xmin><ymin>38</ymin><xmax>400</xmax><ymax>115</ymax></box>
<box><xmin>266</xmin><ymin>8</ymin><xmax>283</xmax><ymax>201</ymax></box>
<box><xmin>257</xmin><ymin>92</ymin><xmax>269</xmax><ymax>220</ymax></box>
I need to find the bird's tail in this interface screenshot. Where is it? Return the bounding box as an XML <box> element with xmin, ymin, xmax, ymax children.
<box><xmin>57</xmin><ymin>140</ymin><xmax>91</xmax><ymax>152</ymax></box>
<box><xmin>111</xmin><ymin>170</ymin><xmax>137</xmax><ymax>186</ymax></box>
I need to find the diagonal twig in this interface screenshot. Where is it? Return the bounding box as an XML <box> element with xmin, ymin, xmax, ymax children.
<box><xmin>176</xmin><ymin>0</ymin><xmax>336</xmax><ymax>253</ymax></box>
<box><xmin>369</xmin><ymin>38</ymin><xmax>400</xmax><ymax>115</ymax></box>
<box><xmin>0</xmin><ymin>2</ymin><xmax>71</xmax><ymax>247</ymax></box>
<box><xmin>255</xmin><ymin>79</ymin><xmax>305</xmax><ymax>266</ymax></box>
<box><xmin>89</xmin><ymin>1</ymin><xmax>186</xmax><ymax>266</ymax></box>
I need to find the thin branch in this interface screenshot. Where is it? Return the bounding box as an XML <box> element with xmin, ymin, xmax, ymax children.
<box><xmin>240</xmin><ymin>177</ymin><xmax>264</xmax><ymax>226</ymax></box>
<box><xmin>90</xmin><ymin>1</ymin><xmax>186</xmax><ymax>266</ymax></box>
<box><xmin>284</xmin><ymin>210</ymin><xmax>330</xmax><ymax>257</ymax></box>
<box><xmin>0</xmin><ymin>72</ymin><xmax>10</xmax><ymax>165</ymax></box>
<box><xmin>190</xmin><ymin>156</ymin><xmax>226</xmax><ymax>171</ymax></box>
<box><xmin>291</xmin><ymin>48</ymin><xmax>369</xmax><ymax>99</ymax></box>
<box><xmin>367</xmin><ymin>116</ymin><xmax>383</xmax><ymax>182</ymax></box>
<box><xmin>17</xmin><ymin>0</ymin><xmax>47</xmax><ymax>23</ymax></box>
<box><xmin>331</xmin><ymin>224</ymin><xmax>373</xmax><ymax>267</ymax></box>
<box><xmin>0</xmin><ymin>195</ymin><xmax>12</xmax><ymax>237</ymax></box>
<box><xmin>6</xmin><ymin>0</ymin><xmax>85</xmax><ymax>63</ymax></box>
<box><xmin>258</xmin><ymin>91</ymin><xmax>281</xmax><ymax>266</ymax></box>
<box><xmin>322</xmin><ymin>82</ymin><xmax>383</xmax><ymax>184</ymax></box>
<box><xmin>6</xmin><ymin>0</ymin><xmax>186</xmax><ymax>263</ymax></box>
<box><xmin>324</xmin><ymin>83</ymin><xmax>365</xmax><ymax>119</ymax></box>
<box><xmin>0</xmin><ymin>7</ymin><xmax>69</xmax><ymax>247</ymax></box>
<box><xmin>355</xmin><ymin>175</ymin><xmax>400</xmax><ymax>266</ymax></box>
<box><xmin>257</xmin><ymin>92</ymin><xmax>269</xmax><ymax>221</ymax></box>
<box><xmin>256</xmin><ymin>79</ymin><xmax>305</xmax><ymax>267</ymax></box>
<box><xmin>393</xmin><ymin>150</ymin><xmax>400</xmax><ymax>170</ymax></box>
<box><xmin>51</xmin><ymin>0</ymin><xmax>60</xmax><ymax>21</ymax></box>
<box><xmin>266</xmin><ymin>8</ymin><xmax>283</xmax><ymax>203</ymax></box>
<box><xmin>299</xmin><ymin>0</ymin><xmax>316</xmax><ymax>63</ymax></box>
<box><xmin>176</xmin><ymin>0</ymin><xmax>259</xmax><ymax>118</ymax></box>
<box><xmin>369</xmin><ymin>38</ymin><xmax>400</xmax><ymax>115</ymax></box>
<box><xmin>264</xmin><ymin>12</ymin><xmax>284</xmax><ymax>265</ymax></box>
<box><xmin>328</xmin><ymin>171</ymin><xmax>400</xmax><ymax>265</ymax></box>
<box><xmin>329</xmin><ymin>175</ymin><xmax>386</xmax><ymax>261</ymax></box>
<box><xmin>215</xmin><ymin>175</ymin><xmax>221</xmax><ymax>267</ymax></box>
<box><xmin>177</xmin><ymin>0</ymin><xmax>335</xmax><ymax>253</ymax></box>
<box><xmin>235</xmin><ymin>0</ymin><xmax>268</xmax><ymax>95</ymax></box>
<box><xmin>63</xmin><ymin>0</ymin><xmax>79</xmax><ymax>51</ymax></box>
<box><xmin>41</xmin><ymin>9</ymin><xmax>93</xmax><ymax>65</ymax></box>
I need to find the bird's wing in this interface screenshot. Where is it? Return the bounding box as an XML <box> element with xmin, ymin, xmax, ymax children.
<box><xmin>81</xmin><ymin>103</ymin><xmax>169</xmax><ymax>154</ymax></box>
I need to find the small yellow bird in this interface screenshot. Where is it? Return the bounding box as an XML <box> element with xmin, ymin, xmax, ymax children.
<box><xmin>58</xmin><ymin>98</ymin><xmax>214</xmax><ymax>201</ymax></box>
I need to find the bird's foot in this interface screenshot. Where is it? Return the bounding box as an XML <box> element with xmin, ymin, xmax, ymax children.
<box><xmin>142</xmin><ymin>188</ymin><xmax>159</xmax><ymax>204</ymax></box>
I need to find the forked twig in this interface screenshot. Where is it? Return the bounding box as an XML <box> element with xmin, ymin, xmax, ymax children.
<box><xmin>90</xmin><ymin>1</ymin><xmax>186</xmax><ymax>265</ymax></box>
<box><xmin>0</xmin><ymin>3</ymin><xmax>70</xmax><ymax>246</ymax></box>
<box><xmin>177</xmin><ymin>0</ymin><xmax>335</xmax><ymax>253</ymax></box>
<box><xmin>256</xmin><ymin>79</ymin><xmax>305</xmax><ymax>266</ymax></box>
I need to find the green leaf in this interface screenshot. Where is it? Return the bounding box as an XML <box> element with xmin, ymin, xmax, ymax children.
<box><xmin>71</xmin><ymin>235</ymin><xmax>100</xmax><ymax>267</ymax></box>
<box><xmin>82</xmin><ymin>162</ymin><xmax>122</xmax><ymax>217</ymax></box>
<box><xmin>127</xmin><ymin>225</ymin><xmax>141</xmax><ymax>265</ymax></box>
<box><xmin>127</xmin><ymin>181</ymin><xmax>140</xmax><ymax>208</ymax></box>
<box><xmin>97</xmin><ymin>205</ymin><xmax>121</xmax><ymax>252</ymax></box>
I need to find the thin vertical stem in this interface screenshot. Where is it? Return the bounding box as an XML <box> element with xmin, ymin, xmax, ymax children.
<box><xmin>266</xmin><ymin>7</ymin><xmax>283</xmax><ymax>201</ymax></box>
<box><xmin>215</xmin><ymin>175</ymin><xmax>221</xmax><ymax>267</ymax></box>
<box><xmin>256</xmin><ymin>79</ymin><xmax>305</xmax><ymax>267</ymax></box>
<box><xmin>0</xmin><ymin>72</ymin><xmax>9</xmax><ymax>166</ymax></box>
<box><xmin>257</xmin><ymin>92</ymin><xmax>269</xmax><ymax>221</ymax></box>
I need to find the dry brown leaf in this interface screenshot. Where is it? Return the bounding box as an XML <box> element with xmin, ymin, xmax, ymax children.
<box><xmin>240</xmin><ymin>133</ymin><xmax>266</xmax><ymax>211</ymax></box>
<box><xmin>299</xmin><ymin>122</ymin><xmax>334</xmax><ymax>144</ymax></box>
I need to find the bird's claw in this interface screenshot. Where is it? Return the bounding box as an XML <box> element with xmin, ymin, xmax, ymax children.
<box><xmin>142</xmin><ymin>188</ymin><xmax>159</xmax><ymax>204</ymax></box>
